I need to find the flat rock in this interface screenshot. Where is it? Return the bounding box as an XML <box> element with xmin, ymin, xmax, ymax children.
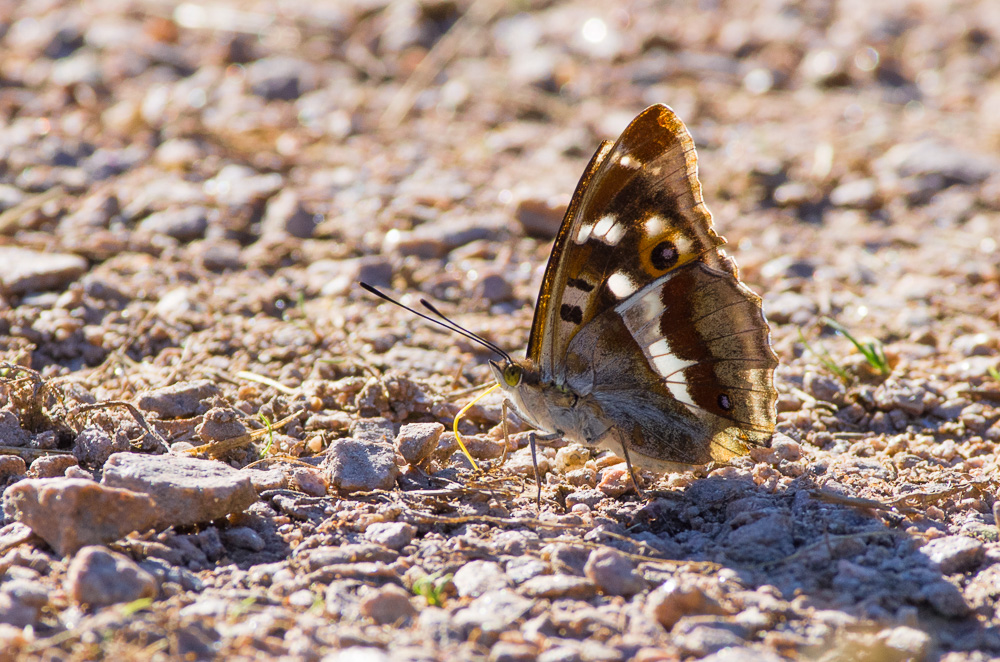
<box><xmin>453</xmin><ymin>589</ymin><xmax>534</xmax><ymax>635</ymax></box>
<box><xmin>65</xmin><ymin>546</ymin><xmax>157</xmax><ymax>608</ymax></box>
<box><xmin>583</xmin><ymin>547</ymin><xmax>647</xmax><ymax>597</ymax></box>
<box><xmin>3</xmin><ymin>477</ymin><xmax>159</xmax><ymax>556</ymax></box>
<box><xmin>101</xmin><ymin>453</ymin><xmax>258</xmax><ymax>529</ymax></box>
<box><xmin>518</xmin><ymin>574</ymin><xmax>598</xmax><ymax>600</ymax></box>
<box><xmin>0</xmin><ymin>247</ymin><xmax>87</xmax><ymax>295</ymax></box>
<box><xmin>394</xmin><ymin>422</ymin><xmax>444</xmax><ymax>466</ymax></box>
<box><xmin>323</xmin><ymin>437</ymin><xmax>399</xmax><ymax>493</ymax></box>
<box><xmin>135</xmin><ymin>379</ymin><xmax>221</xmax><ymax>419</ymax></box>
<box><xmin>453</xmin><ymin>560</ymin><xmax>511</xmax><ymax>598</ymax></box>
<box><xmin>919</xmin><ymin>535</ymin><xmax>984</xmax><ymax>574</ymax></box>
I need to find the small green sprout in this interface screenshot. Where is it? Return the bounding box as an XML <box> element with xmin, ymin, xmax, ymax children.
<box><xmin>412</xmin><ymin>571</ymin><xmax>452</xmax><ymax>607</ymax></box>
<box><xmin>988</xmin><ymin>365</ymin><xmax>1000</xmax><ymax>383</ymax></box>
<box><xmin>258</xmin><ymin>412</ymin><xmax>275</xmax><ymax>457</ymax></box>
<box><xmin>820</xmin><ymin>317</ymin><xmax>891</xmax><ymax>376</ymax></box>
<box><xmin>797</xmin><ymin>327</ymin><xmax>851</xmax><ymax>382</ymax></box>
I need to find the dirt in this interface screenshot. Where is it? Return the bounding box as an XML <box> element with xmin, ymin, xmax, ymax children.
<box><xmin>0</xmin><ymin>0</ymin><xmax>999</xmax><ymax>660</ymax></box>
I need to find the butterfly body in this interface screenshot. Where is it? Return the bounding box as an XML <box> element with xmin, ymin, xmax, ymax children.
<box><xmin>492</xmin><ymin>105</ymin><xmax>778</xmax><ymax>475</ymax></box>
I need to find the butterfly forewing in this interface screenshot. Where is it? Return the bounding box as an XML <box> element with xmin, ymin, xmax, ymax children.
<box><xmin>527</xmin><ymin>105</ymin><xmax>730</xmax><ymax>376</ymax></box>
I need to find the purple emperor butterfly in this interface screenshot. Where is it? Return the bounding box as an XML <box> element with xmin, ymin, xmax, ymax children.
<box><xmin>488</xmin><ymin>104</ymin><xmax>778</xmax><ymax>489</ymax></box>
<box><xmin>363</xmin><ymin>104</ymin><xmax>777</xmax><ymax>497</ymax></box>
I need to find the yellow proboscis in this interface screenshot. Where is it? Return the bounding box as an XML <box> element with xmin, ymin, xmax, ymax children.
<box><xmin>453</xmin><ymin>383</ymin><xmax>501</xmax><ymax>472</ymax></box>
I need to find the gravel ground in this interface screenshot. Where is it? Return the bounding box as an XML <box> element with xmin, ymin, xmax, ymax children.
<box><xmin>0</xmin><ymin>0</ymin><xmax>999</xmax><ymax>660</ymax></box>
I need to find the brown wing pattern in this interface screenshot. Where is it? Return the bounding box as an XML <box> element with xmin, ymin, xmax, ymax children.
<box><xmin>526</xmin><ymin>105</ymin><xmax>730</xmax><ymax>377</ymax></box>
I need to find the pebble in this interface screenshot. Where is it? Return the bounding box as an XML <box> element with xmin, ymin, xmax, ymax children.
<box><xmin>877</xmin><ymin>626</ymin><xmax>931</xmax><ymax>658</ymax></box>
<box><xmin>298</xmin><ymin>544</ymin><xmax>399</xmax><ymax>572</ymax></box>
<box><xmin>290</xmin><ymin>467</ymin><xmax>329</xmax><ymax>497</ymax></box>
<box><xmin>195</xmin><ymin>407</ymin><xmax>248</xmax><ymax>442</ymax></box>
<box><xmin>261</xmin><ymin>189</ymin><xmax>316</xmax><ymax>239</ymax></box>
<box><xmin>674</xmin><ymin>622</ymin><xmax>746</xmax><ymax>656</ymax></box>
<box><xmin>101</xmin><ymin>452</ymin><xmax>258</xmax><ymax>529</ymax></box>
<box><xmin>323</xmin><ymin>647</ymin><xmax>392</xmax><ymax>662</ymax></box>
<box><xmin>3</xmin><ymin>478</ymin><xmax>159</xmax><ymax>556</ymax></box>
<box><xmin>135</xmin><ymin>379</ymin><xmax>222</xmax><ymax>419</ymax></box>
<box><xmin>359</xmin><ymin>584</ymin><xmax>416</xmax><ymax>625</ymax></box>
<box><xmin>221</xmin><ymin>526</ymin><xmax>266</xmax><ymax>551</ymax></box>
<box><xmin>918</xmin><ymin>535</ymin><xmax>984</xmax><ymax>574</ymax></box>
<box><xmin>0</xmin><ymin>578</ymin><xmax>50</xmax><ymax>628</ymax></box>
<box><xmin>394</xmin><ymin>422</ymin><xmax>445</xmax><ymax>466</ymax></box>
<box><xmin>323</xmin><ymin>437</ymin><xmax>400</xmax><ymax>493</ymax></box>
<box><xmin>245</xmin><ymin>55</ymin><xmax>314</xmax><ymax>100</ymax></box>
<box><xmin>314</xmin><ymin>256</ymin><xmax>394</xmax><ymax>298</ymax></box>
<box><xmin>701</xmin><ymin>647</ymin><xmax>784</xmax><ymax>662</ymax></box>
<box><xmin>453</xmin><ymin>561</ymin><xmax>511</xmax><ymax>598</ymax></box>
<box><xmin>645</xmin><ymin>580</ymin><xmax>721</xmax><ymax>630</ymax></box>
<box><xmin>505</xmin><ymin>557</ymin><xmax>547</xmax><ymax>585</ymax></box>
<box><xmin>453</xmin><ymin>589</ymin><xmax>534</xmax><ymax>636</ymax></box>
<box><xmin>724</xmin><ymin>513</ymin><xmax>795</xmax><ymax>563</ymax></box>
<box><xmin>137</xmin><ymin>206</ymin><xmax>210</xmax><ymax>241</ymax></box>
<box><xmin>73</xmin><ymin>425</ymin><xmax>131</xmax><ymax>468</ymax></box>
<box><xmin>829</xmin><ymin>178</ymin><xmax>879</xmax><ymax>209</ymax></box>
<box><xmin>26</xmin><ymin>454</ymin><xmax>78</xmax><ymax>478</ymax></box>
<box><xmin>583</xmin><ymin>547</ymin><xmax>646</xmax><ymax>597</ymax></box>
<box><xmin>0</xmin><ymin>247</ymin><xmax>88</xmax><ymax>295</ymax></box>
<box><xmin>0</xmin><ymin>412</ymin><xmax>31</xmax><ymax>448</ymax></box>
<box><xmin>763</xmin><ymin>291</ymin><xmax>818</xmax><ymax>325</ymax></box>
<box><xmin>364</xmin><ymin>522</ymin><xmax>416</xmax><ymax>550</ymax></box>
<box><xmin>597</xmin><ymin>466</ymin><xmax>631</xmax><ymax>497</ymax></box>
<box><xmin>519</xmin><ymin>574</ymin><xmax>597</xmax><ymax>600</ymax></box>
<box><xmin>803</xmin><ymin>371</ymin><xmax>844</xmax><ymax>403</ymax></box>
<box><xmin>65</xmin><ymin>546</ymin><xmax>157</xmax><ymax>608</ymax></box>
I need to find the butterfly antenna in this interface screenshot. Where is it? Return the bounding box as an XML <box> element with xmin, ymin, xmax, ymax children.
<box><xmin>359</xmin><ymin>283</ymin><xmax>511</xmax><ymax>362</ymax></box>
<box><xmin>417</xmin><ymin>298</ymin><xmax>513</xmax><ymax>363</ymax></box>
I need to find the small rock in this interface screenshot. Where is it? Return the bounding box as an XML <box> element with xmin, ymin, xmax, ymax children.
<box><xmin>675</xmin><ymin>623</ymin><xmax>746</xmax><ymax>656</ymax></box>
<box><xmin>701</xmin><ymin>647</ymin><xmax>784</xmax><ymax>662</ymax></box>
<box><xmin>584</xmin><ymin>547</ymin><xmax>647</xmax><ymax>597</ymax></box>
<box><xmin>505</xmin><ymin>557</ymin><xmax>547</xmax><ymax>584</ymax></box>
<box><xmin>475</xmin><ymin>273</ymin><xmax>514</xmax><ymax>303</ymax></box>
<box><xmin>323</xmin><ymin>438</ymin><xmax>399</xmax><ymax>493</ymax></box>
<box><xmin>260</xmin><ymin>189</ymin><xmax>315</xmax><ymax>239</ymax></box>
<box><xmin>453</xmin><ymin>561</ymin><xmax>511</xmax><ymax>598</ymax></box>
<box><xmin>0</xmin><ymin>579</ymin><xmax>49</xmax><ymax>628</ymax></box>
<box><xmin>26</xmin><ymin>455</ymin><xmax>78</xmax><ymax>478</ymax></box>
<box><xmin>325</xmin><ymin>647</ymin><xmax>392</xmax><ymax>662</ymax></box>
<box><xmin>770</xmin><ymin>434</ymin><xmax>801</xmax><ymax>461</ymax></box>
<box><xmin>101</xmin><ymin>452</ymin><xmax>258</xmax><ymax>529</ymax></box>
<box><xmin>298</xmin><ymin>544</ymin><xmax>399</xmax><ymax>571</ymax></box>
<box><xmin>246</xmin><ymin>56</ymin><xmax>314</xmax><ymax>100</ymax></box>
<box><xmin>138</xmin><ymin>206</ymin><xmax>209</xmax><ymax>242</ymax></box>
<box><xmin>645</xmin><ymin>580</ymin><xmax>722</xmax><ymax>630</ymax></box>
<box><xmin>65</xmin><ymin>546</ymin><xmax>157</xmax><ymax>608</ymax></box>
<box><xmin>724</xmin><ymin>513</ymin><xmax>795</xmax><ymax>564</ymax></box>
<box><xmin>195</xmin><ymin>407</ymin><xmax>247</xmax><ymax>442</ymax></box>
<box><xmin>597</xmin><ymin>466</ymin><xmax>631</xmax><ymax>497</ymax></box>
<box><xmin>364</xmin><ymin>522</ymin><xmax>416</xmax><ymax>550</ymax></box>
<box><xmin>513</xmin><ymin>195</ymin><xmax>565</xmax><ymax>239</ymax></box>
<box><xmin>803</xmin><ymin>371</ymin><xmax>844</xmax><ymax>403</ymax></box>
<box><xmin>829</xmin><ymin>178</ymin><xmax>879</xmax><ymax>209</ymax></box>
<box><xmin>221</xmin><ymin>526</ymin><xmax>266</xmax><ymax>551</ymax></box>
<box><xmin>0</xmin><ymin>247</ymin><xmax>87</xmax><ymax>295</ymax></box>
<box><xmin>764</xmin><ymin>291</ymin><xmax>818</xmax><ymax>325</ymax></box>
<box><xmin>135</xmin><ymin>379</ymin><xmax>221</xmax><ymax>419</ymax></box>
<box><xmin>359</xmin><ymin>584</ymin><xmax>416</xmax><ymax>625</ymax></box>
<box><xmin>453</xmin><ymin>589</ymin><xmax>534</xmax><ymax>636</ymax></box>
<box><xmin>519</xmin><ymin>574</ymin><xmax>597</xmax><ymax>600</ymax></box>
<box><xmin>565</xmin><ymin>488</ymin><xmax>604</xmax><ymax>509</ymax></box>
<box><xmin>290</xmin><ymin>467</ymin><xmax>328</xmax><ymax>497</ymax></box>
<box><xmin>919</xmin><ymin>535</ymin><xmax>984</xmax><ymax>574</ymax></box>
<box><xmin>313</xmin><ymin>256</ymin><xmax>394</xmax><ymax>298</ymax></box>
<box><xmin>3</xmin><ymin>478</ymin><xmax>159</xmax><ymax>556</ymax></box>
<box><xmin>395</xmin><ymin>422</ymin><xmax>444</xmax><ymax>466</ymax></box>
<box><xmin>921</xmin><ymin>580</ymin><xmax>970</xmax><ymax>618</ymax></box>
<box><xmin>0</xmin><ymin>412</ymin><xmax>30</xmax><ymax>447</ymax></box>
<box><xmin>73</xmin><ymin>426</ymin><xmax>131</xmax><ymax>468</ymax></box>
<box><xmin>877</xmin><ymin>626</ymin><xmax>931</xmax><ymax>659</ymax></box>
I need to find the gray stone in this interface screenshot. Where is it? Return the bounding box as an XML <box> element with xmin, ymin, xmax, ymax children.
<box><xmin>246</xmin><ymin>56</ymin><xmax>314</xmax><ymax>100</ymax></box>
<box><xmin>878</xmin><ymin>626</ymin><xmax>931</xmax><ymax>658</ymax></box>
<box><xmin>453</xmin><ymin>560</ymin><xmax>511</xmax><ymax>598</ymax></box>
<box><xmin>73</xmin><ymin>425</ymin><xmax>131</xmax><ymax>468</ymax></box>
<box><xmin>675</xmin><ymin>623</ymin><xmax>746</xmax><ymax>656</ymax></box>
<box><xmin>919</xmin><ymin>535</ymin><xmax>984</xmax><ymax>574</ymax></box>
<box><xmin>195</xmin><ymin>407</ymin><xmax>248</xmax><ymax>442</ymax></box>
<box><xmin>135</xmin><ymin>379</ymin><xmax>221</xmax><ymax>419</ymax></box>
<box><xmin>645</xmin><ymin>580</ymin><xmax>723</xmax><ymax>630</ymax></box>
<box><xmin>829</xmin><ymin>178</ymin><xmax>879</xmax><ymax>208</ymax></box>
<box><xmin>0</xmin><ymin>579</ymin><xmax>49</xmax><ymax>627</ymax></box>
<box><xmin>583</xmin><ymin>547</ymin><xmax>647</xmax><ymax>597</ymax></box>
<box><xmin>3</xmin><ymin>477</ymin><xmax>159</xmax><ymax>556</ymax></box>
<box><xmin>724</xmin><ymin>514</ymin><xmax>795</xmax><ymax>564</ymax></box>
<box><xmin>65</xmin><ymin>546</ymin><xmax>157</xmax><ymax>608</ymax></box>
<box><xmin>298</xmin><ymin>544</ymin><xmax>399</xmax><ymax>572</ymax></box>
<box><xmin>454</xmin><ymin>589</ymin><xmax>534</xmax><ymax>635</ymax></box>
<box><xmin>0</xmin><ymin>247</ymin><xmax>87</xmax><ymax>295</ymax></box>
<box><xmin>323</xmin><ymin>437</ymin><xmax>399</xmax><ymax>493</ymax></box>
<box><xmin>138</xmin><ymin>206</ymin><xmax>209</xmax><ymax>241</ymax></box>
<box><xmin>221</xmin><ymin>526</ymin><xmax>265</xmax><ymax>551</ymax></box>
<box><xmin>101</xmin><ymin>452</ymin><xmax>258</xmax><ymax>529</ymax></box>
<box><xmin>364</xmin><ymin>522</ymin><xmax>416</xmax><ymax>550</ymax></box>
<box><xmin>261</xmin><ymin>189</ymin><xmax>315</xmax><ymax>238</ymax></box>
<box><xmin>394</xmin><ymin>422</ymin><xmax>444</xmax><ymax>466</ymax></box>
<box><xmin>702</xmin><ymin>647</ymin><xmax>784</xmax><ymax>662</ymax></box>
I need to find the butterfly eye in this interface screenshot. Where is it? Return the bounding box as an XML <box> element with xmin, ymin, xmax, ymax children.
<box><xmin>503</xmin><ymin>364</ymin><xmax>522</xmax><ymax>387</ymax></box>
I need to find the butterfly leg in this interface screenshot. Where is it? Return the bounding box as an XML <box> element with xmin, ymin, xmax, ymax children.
<box><xmin>528</xmin><ymin>430</ymin><xmax>563</xmax><ymax>508</ymax></box>
<box><xmin>617</xmin><ymin>438</ymin><xmax>646</xmax><ymax>499</ymax></box>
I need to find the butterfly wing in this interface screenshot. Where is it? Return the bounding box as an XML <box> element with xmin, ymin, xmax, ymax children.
<box><xmin>527</xmin><ymin>104</ymin><xmax>777</xmax><ymax>460</ymax></box>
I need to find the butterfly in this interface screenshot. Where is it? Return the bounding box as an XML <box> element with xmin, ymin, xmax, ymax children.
<box><xmin>364</xmin><ymin>104</ymin><xmax>777</xmax><ymax>499</ymax></box>
<box><xmin>487</xmin><ymin>104</ymin><xmax>778</xmax><ymax>493</ymax></box>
